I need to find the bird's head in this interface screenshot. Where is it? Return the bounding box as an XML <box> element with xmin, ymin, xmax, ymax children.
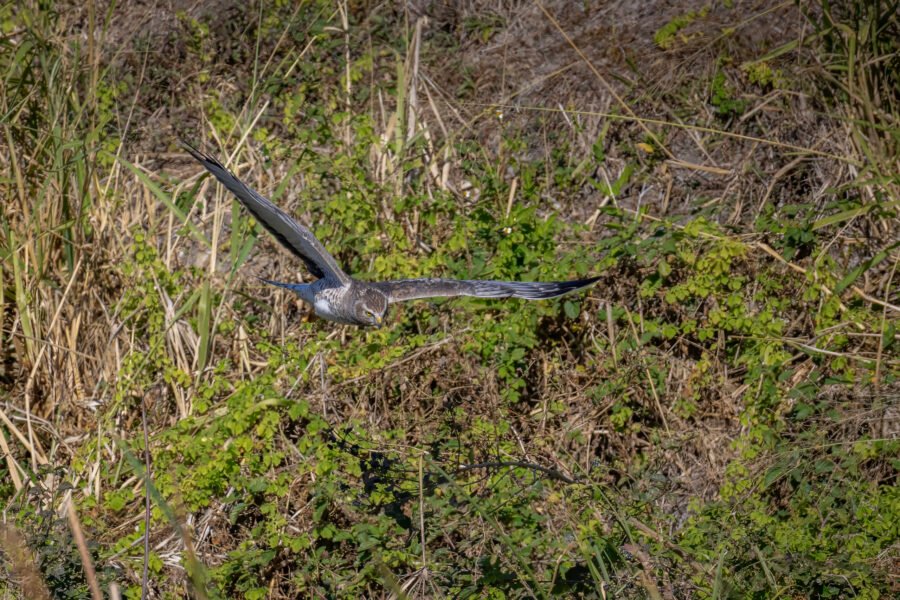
<box><xmin>356</xmin><ymin>288</ymin><xmax>389</xmax><ymax>327</ymax></box>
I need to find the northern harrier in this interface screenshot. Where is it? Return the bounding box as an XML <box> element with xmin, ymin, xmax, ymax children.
<box><xmin>184</xmin><ymin>144</ymin><xmax>599</xmax><ymax>327</ymax></box>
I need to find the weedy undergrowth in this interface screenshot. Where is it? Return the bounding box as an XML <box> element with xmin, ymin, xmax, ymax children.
<box><xmin>1</xmin><ymin>1</ymin><xmax>897</xmax><ymax>598</ymax></box>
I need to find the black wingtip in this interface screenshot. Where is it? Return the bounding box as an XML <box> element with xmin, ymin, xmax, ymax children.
<box><xmin>545</xmin><ymin>276</ymin><xmax>602</xmax><ymax>299</ymax></box>
<box><xmin>179</xmin><ymin>139</ymin><xmax>202</xmax><ymax>159</ymax></box>
<box><xmin>574</xmin><ymin>275</ymin><xmax>602</xmax><ymax>289</ymax></box>
<box><xmin>180</xmin><ymin>140</ymin><xmax>224</xmax><ymax>170</ymax></box>
<box><xmin>506</xmin><ymin>275</ymin><xmax>602</xmax><ymax>300</ymax></box>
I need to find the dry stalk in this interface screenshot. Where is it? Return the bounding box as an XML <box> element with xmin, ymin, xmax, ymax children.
<box><xmin>66</xmin><ymin>498</ymin><xmax>104</xmax><ymax>600</ymax></box>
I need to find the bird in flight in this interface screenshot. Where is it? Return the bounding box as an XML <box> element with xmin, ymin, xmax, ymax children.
<box><xmin>184</xmin><ymin>143</ymin><xmax>599</xmax><ymax>327</ymax></box>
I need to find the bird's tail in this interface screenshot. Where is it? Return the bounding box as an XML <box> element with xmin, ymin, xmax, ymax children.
<box><xmin>256</xmin><ymin>277</ymin><xmax>318</xmax><ymax>304</ymax></box>
<box><xmin>257</xmin><ymin>277</ymin><xmax>301</xmax><ymax>291</ymax></box>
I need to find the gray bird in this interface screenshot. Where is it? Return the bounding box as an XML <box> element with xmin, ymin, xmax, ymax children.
<box><xmin>184</xmin><ymin>143</ymin><xmax>599</xmax><ymax>327</ymax></box>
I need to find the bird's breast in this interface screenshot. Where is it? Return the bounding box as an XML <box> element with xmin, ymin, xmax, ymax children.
<box><xmin>312</xmin><ymin>287</ymin><xmax>356</xmax><ymax>324</ymax></box>
<box><xmin>313</xmin><ymin>297</ymin><xmax>341</xmax><ymax>321</ymax></box>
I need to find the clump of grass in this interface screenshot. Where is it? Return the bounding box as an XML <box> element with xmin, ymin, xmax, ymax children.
<box><xmin>801</xmin><ymin>0</ymin><xmax>900</xmax><ymax>229</ymax></box>
<box><xmin>653</xmin><ymin>6</ymin><xmax>711</xmax><ymax>50</ymax></box>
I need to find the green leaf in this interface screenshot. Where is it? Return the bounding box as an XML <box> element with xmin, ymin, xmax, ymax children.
<box><xmin>833</xmin><ymin>246</ymin><xmax>892</xmax><ymax>295</ymax></box>
<box><xmin>812</xmin><ymin>199</ymin><xmax>900</xmax><ymax>231</ymax></box>
<box><xmin>564</xmin><ymin>300</ymin><xmax>579</xmax><ymax>319</ymax></box>
<box><xmin>883</xmin><ymin>321</ymin><xmax>896</xmax><ymax>351</ymax></box>
<box><xmin>763</xmin><ymin>459</ymin><xmax>792</xmax><ymax>489</ymax></box>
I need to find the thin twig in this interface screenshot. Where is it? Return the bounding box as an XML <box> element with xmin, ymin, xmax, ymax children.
<box><xmin>141</xmin><ymin>395</ymin><xmax>151</xmax><ymax>600</ymax></box>
<box><xmin>624</xmin><ymin>306</ymin><xmax>670</xmax><ymax>433</ymax></box>
<box><xmin>0</xmin><ymin>425</ymin><xmax>23</xmax><ymax>491</ymax></box>
<box><xmin>67</xmin><ymin>499</ymin><xmax>103</xmax><ymax>600</ymax></box>
<box><xmin>455</xmin><ymin>461</ymin><xmax>578</xmax><ymax>484</ymax></box>
<box><xmin>461</xmin><ymin>101</ymin><xmax>858</xmax><ymax>165</ymax></box>
<box><xmin>534</xmin><ymin>0</ymin><xmax>674</xmax><ymax>160</ymax></box>
<box><xmin>418</xmin><ymin>453</ymin><xmax>427</xmax><ymax>567</ymax></box>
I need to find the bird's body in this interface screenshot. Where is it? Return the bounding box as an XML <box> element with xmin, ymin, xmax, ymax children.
<box><xmin>184</xmin><ymin>143</ymin><xmax>599</xmax><ymax>327</ymax></box>
<box><xmin>313</xmin><ymin>287</ymin><xmax>350</xmax><ymax>324</ymax></box>
<box><xmin>264</xmin><ymin>278</ymin><xmax>387</xmax><ymax>325</ymax></box>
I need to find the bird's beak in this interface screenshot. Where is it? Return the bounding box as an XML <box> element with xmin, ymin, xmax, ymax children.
<box><xmin>375</xmin><ymin>315</ymin><xmax>383</xmax><ymax>327</ymax></box>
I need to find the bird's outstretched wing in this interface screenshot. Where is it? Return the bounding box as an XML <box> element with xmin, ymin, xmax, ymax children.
<box><xmin>371</xmin><ymin>276</ymin><xmax>600</xmax><ymax>303</ymax></box>
<box><xmin>183</xmin><ymin>142</ymin><xmax>350</xmax><ymax>285</ymax></box>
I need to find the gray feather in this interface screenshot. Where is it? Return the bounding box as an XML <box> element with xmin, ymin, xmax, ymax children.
<box><xmin>183</xmin><ymin>142</ymin><xmax>350</xmax><ymax>285</ymax></box>
<box><xmin>372</xmin><ymin>276</ymin><xmax>600</xmax><ymax>303</ymax></box>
